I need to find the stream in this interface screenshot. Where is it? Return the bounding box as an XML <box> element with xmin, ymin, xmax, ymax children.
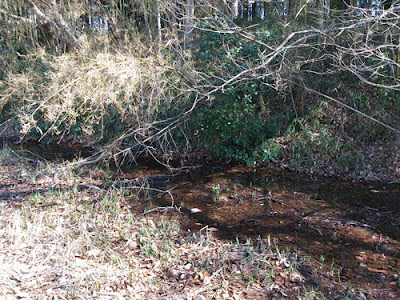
<box><xmin>10</xmin><ymin>143</ymin><xmax>400</xmax><ymax>291</ymax></box>
<box><xmin>127</xmin><ymin>161</ymin><xmax>400</xmax><ymax>291</ymax></box>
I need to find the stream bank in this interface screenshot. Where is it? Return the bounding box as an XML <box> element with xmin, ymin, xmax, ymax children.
<box><xmin>1</xmin><ymin>142</ymin><xmax>399</xmax><ymax>298</ymax></box>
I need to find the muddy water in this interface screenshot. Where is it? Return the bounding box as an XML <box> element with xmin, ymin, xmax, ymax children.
<box><xmin>127</xmin><ymin>163</ymin><xmax>400</xmax><ymax>290</ymax></box>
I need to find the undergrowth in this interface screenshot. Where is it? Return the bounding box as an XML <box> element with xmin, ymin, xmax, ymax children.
<box><xmin>1</xmin><ymin>38</ymin><xmax>190</xmax><ymax>147</ymax></box>
<box><xmin>1</xmin><ymin>18</ymin><xmax>399</xmax><ymax>182</ymax></box>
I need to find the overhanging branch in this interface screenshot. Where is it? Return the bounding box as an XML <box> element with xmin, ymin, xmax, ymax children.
<box><xmin>306</xmin><ymin>87</ymin><xmax>400</xmax><ymax>135</ymax></box>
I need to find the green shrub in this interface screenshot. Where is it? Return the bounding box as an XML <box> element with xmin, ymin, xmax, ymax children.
<box><xmin>191</xmin><ymin>22</ymin><xmax>287</xmax><ymax>164</ymax></box>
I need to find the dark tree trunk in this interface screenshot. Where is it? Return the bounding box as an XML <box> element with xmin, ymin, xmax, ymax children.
<box><xmin>331</xmin><ymin>0</ymin><xmax>347</xmax><ymax>10</ymax></box>
<box><xmin>251</xmin><ymin>0</ymin><xmax>257</xmax><ymax>20</ymax></box>
<box><xmin>287</xmin><ymin>0</ymin><xmax>296</xmax><ymax>20</ymax></box>
<box><xmin>243</xmin><ymin>0</ymin><xmax>249</xmax><ymax>21</ymax></box>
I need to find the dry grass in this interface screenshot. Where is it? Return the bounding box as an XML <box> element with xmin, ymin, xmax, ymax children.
<box><xmin>0</xmin><ymin>198</ymin><xmax>307</xmax><ymax>299</ymax></box>
<box><xmin>2</xmin><ymin>38</ymin><xmax>189</xmax><ymax>145</ymax></box>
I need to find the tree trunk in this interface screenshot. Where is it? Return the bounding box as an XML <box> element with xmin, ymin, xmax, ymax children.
<box><xmin>184</xmin><ymin>0</ymin><xmax>194</xmax><ymax>48</ymax></box>
<box><xmin>251</xmin><ymin>0</ymin><xmax>257</xmax><ymax>21</ymax></box>
<box><xmin>141</xmin><ymin>1</ymin><xmax>152</xmax><ymax>40</ymax></box>
<box><xmin>243</xmin><ymin>0</ymin><xmax>249</xmax><ymax>21</ymax></box>
<box><xmin>169</xmin><ymin>1</ymin><xmax>178</xmax><ymax>37</ymax></box>
<box><xmin>23</xmin><ymin>0</ymin><xmax>80</xmax><ymax>51</ymax></box>
<box><xmin>232</xmin><ymin>0</ymin><xmax>240</xmax><ymax>20</ymax></box>
<box><xmin>156</xmin><ymin>0</ymin><xmax>162</xmax><ymax>43</ymax></box>
<box><xmin>263</xmin><ymin>1</ymin><xmax>268</xmax><ymax>20</ymax></box>
<box><xmin>287</xmin><ymin>0</ymin><xmax>296</xmax><ymax>22</ymax></box>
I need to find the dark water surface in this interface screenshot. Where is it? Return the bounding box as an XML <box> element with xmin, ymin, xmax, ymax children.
<box><xmin>12</xmin><ymin>142</ymin><xmax>94</xmax><ymax>161</ymax></box>
<box><xmin>126</xmin><ymin>162</ymin><xmax>400</xmax><ymax>290</ymax></box>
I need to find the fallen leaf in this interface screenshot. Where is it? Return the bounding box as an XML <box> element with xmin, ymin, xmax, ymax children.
<box><xmin>367</xmin><ymin>267</ymin><xmax>388</xmax><ymax>274</ymax></box>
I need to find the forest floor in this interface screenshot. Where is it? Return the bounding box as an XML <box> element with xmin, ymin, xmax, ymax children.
<box><xmin>0</xmin><ymin>146</ymin><xmax>398</xmax><ymax>299</ymax></box>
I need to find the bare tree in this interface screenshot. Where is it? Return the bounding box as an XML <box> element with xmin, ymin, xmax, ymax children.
<box><xmin>22</xmin><ymin>0</ymin><xmax>80</xmax><ymax>50</ymax></box>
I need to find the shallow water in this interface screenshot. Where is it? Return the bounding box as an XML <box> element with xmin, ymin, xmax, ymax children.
<box><xmin>11</xmin><ymin>143</ymin><xmax>400</xmax><ymax>291</ymax></box>
<box><xmin>123</xmin><ymin>162</ymin><xmax>400</xmax><ymax>291</ymax></box>
<box><xmin>12</xmin><ymin>142</ymin><xmax>93</xmax><ymax>161</ymax></box>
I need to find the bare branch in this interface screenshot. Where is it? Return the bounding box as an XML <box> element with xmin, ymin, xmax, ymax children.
<box><xmin>22</xmin><ymin>0</ymin><xmax>81</xmax><ymax>50</ymax></box>
<box><xmin>305</xmin><ymin>88</ymin><xmax>400</xmax><ymax>135</ymax></box>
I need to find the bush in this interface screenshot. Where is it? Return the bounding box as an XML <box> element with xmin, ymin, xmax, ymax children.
<box><xmin>191</xmin><ymin>22</ymin><xmax>287</xmax><ymax>164</ymax></box>
<box><xmin>2</xmin><ymin>41</ymin><xmax>189</xmax><ymax>145</ymax></box>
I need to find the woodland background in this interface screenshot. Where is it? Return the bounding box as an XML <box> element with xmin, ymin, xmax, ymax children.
<box><xmin>1</xmin><ymin>0</ymin><xmax>400</xmax><ymax>180</ymax></box>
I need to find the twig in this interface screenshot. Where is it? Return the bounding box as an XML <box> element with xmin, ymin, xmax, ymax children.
<box><xmin>306</xmin><ymin>88</ymin><xmax>400</xmax><ymax>135</ymax></box>
<box><xmin>268</xmin><ymin>192</ymin><xmax>284</xmax><ymax>205</ymax></box>
<box><xmin>0</xmin><ymin>124</ymin><xmax>9</xmax><ymax>136</ymax></box>
<box><xmin>309</xmin><ymin>225</ymin><xmax>323</xmax><ymax>236</ymax></box>
<box><xmin>347</xmin><ymin>221</ymin><xmax>376</xmax><ymax>230</ymax></box>
<box><xmin>142</xmin><ymin>205</ymin><xmax>181</xmax><ymax>215</ymax></box>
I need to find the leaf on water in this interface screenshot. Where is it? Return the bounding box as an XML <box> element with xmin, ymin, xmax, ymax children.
<box><xmin>190</xmin><ymin>208</ymin><xmax>202</xmax><ymax>213</ymax></box>
<box><xmin>366</xmin><ymin>267</ymin><xmax>388</xmax><ymax>274</ymax></box>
